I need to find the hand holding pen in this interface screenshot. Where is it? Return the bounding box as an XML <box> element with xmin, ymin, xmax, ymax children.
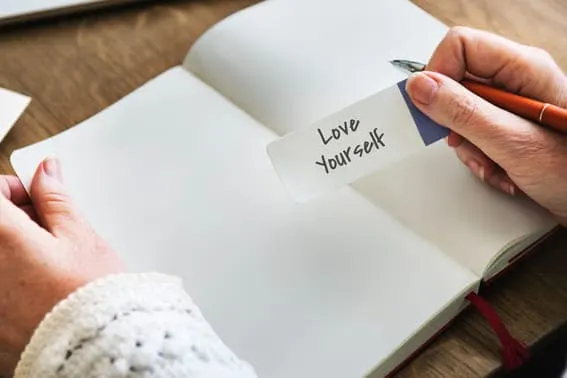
<box><xmin>400</xmin><ymin>26</ymin><xmax>567</xmax><ymax>225</ymax></box>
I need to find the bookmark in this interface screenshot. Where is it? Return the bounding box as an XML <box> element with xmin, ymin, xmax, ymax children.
<box><xmin>266</xmin><ymin>79</ymin><xmax>448</xmax><ymax>202</ymax></box>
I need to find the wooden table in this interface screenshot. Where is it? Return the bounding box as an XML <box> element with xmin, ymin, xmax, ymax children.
<box><xmin>1</xmin><ymin>0</ymin><xmax>567</xmax><ymax>377</ymax></box>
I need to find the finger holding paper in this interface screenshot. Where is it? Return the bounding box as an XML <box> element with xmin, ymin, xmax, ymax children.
<box><xmin>405</xmin><ymin>26</ymin><xmax>567</xmax><ymax>225</ymax></box>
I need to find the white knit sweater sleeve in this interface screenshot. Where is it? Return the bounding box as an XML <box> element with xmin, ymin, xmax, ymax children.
<box><xmin>13</xmin><ymin>273</ymin><xmax>257</xmax><ymax>378</ymax></box>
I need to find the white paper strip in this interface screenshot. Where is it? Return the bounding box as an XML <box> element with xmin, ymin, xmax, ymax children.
<box><xmin>0</xmin><ymin>88</ymin><xmax>31</xmax><ymax>143</ymax></box>
<box><xmin>267</xmin><ymin>80</ymin><xmax>448</xmax><ymax>202</ymax></box>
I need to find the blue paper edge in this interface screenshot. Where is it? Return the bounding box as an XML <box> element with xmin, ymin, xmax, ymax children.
<box><xmin>397</xmin><ymin>79</ymin><xmax>449</xmax><ymax>145</ymax></box>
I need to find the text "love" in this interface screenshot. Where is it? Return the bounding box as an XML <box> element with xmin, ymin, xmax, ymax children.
<box><xmin>317</xmin><ymin>119</ymin><xmax>360</xmax><ymax>146</ymax></box>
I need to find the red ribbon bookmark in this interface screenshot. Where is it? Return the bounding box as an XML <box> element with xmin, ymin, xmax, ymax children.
<box><xmin>466</xmin><ymin>292</ymin><xmax>529</xmax><ymax>370</ymax></box>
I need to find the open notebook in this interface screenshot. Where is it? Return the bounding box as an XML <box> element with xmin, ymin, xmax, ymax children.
<box><xmin>10</xmin><ymin>0</ymin><xmax>557</xmax><ymax>376</ymax></box>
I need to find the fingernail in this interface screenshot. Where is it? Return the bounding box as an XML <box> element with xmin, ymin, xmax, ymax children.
<box><xmin>479</xmin><ymin>166</ymin><xmax>485</xmax><ymax>182</ymax></box>
<box><xmin>447</xmin><ymin>132</ymin><xmax>463</xmax><ymax>148</ymax></box>
<box><xmin>406</xmin><ymin>72</ymin><xmax>439</xmax><ymax>105</ymax></box>
<box><xmin>467</xmin><ymin>160</ymin><xmax>484</xmax><ymax>182</ymax></box>
<box><xmin>498</xmin><ymin>181</ymin><xmax>516</xmax><ymax>196</ymax></box>
<box><xmin>42</xmin><ymin>156</ymin><xmax>62</xmax><ymax>181</ymax></box>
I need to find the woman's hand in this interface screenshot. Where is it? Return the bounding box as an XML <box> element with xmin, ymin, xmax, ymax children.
<box><xmin>0</xmin><ymin>157</ymin><xmax>124</xmax><ymax>376</ymax></box>
<box><xmin>406</xmin><ymin>26</ymin><xmax>567</xmax><ymax>224</ymax></box>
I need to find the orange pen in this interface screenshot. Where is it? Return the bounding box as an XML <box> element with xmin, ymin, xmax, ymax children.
<box><xmin>391</xmin><ymin>59</ymin><xmax>567</xmax><ymax>134</ymax></box>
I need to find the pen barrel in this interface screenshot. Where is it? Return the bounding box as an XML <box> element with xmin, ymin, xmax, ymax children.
<box><xmin>462</xmin><ymin>80</ymin><xmax>567</xmax><ymax>133</ymax></box>
<box><xmin>540</xmin><ymin>104</ymin><xmax>567</xmax><ymax>133</ymax></box>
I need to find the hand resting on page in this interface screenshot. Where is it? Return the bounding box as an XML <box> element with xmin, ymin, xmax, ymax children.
<box><xmin>0</xmin><ymin>157</ymin><xmax>124</xmax><ymax>375</ymax></box>
<box><xmin>406</xmin><ymin>26</ymin><xmax>567</xmax><ymax>226</ymax></box>
<box><xmin>0</xmin><ymin>157</ymin><xmax>256</xmax><ymax>377</ymax></box>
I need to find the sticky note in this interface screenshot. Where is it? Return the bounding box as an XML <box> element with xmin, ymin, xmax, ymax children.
<box><xmin>267</xmin><ymin>79</ymin><xmax>448</xmax><ymax>202</ymax></box>
<box><xmin>0</xmin><ymin>87</ymin><xmax>30</xmax><ymax>142</ymax></box>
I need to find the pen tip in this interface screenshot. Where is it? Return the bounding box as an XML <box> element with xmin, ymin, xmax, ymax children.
<box><xmin>389</xmin><ymin>59</ymin><xmax>426</xmax><ymax>74</ymax></box>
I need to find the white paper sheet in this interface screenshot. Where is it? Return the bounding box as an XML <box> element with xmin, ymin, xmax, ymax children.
<box><xmin>0</xmin><ymin>87</ymin><xmax>30</xmax><ymax>142</ymax></box>
<box><xmin>11</xmin><ymin>67</ymin><xmax>478</xmax><ymax>378</ymax></box>
<box><xmin>185</xmin><ymin>0</ymin><xmax>446</xmax><ymax>136</ymax></box>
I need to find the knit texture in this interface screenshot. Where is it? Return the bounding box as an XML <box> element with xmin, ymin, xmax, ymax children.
<box><xmin>13</xmin><ymin>273</ymin><xmax>257</xmax><ymax>377</ymax></box>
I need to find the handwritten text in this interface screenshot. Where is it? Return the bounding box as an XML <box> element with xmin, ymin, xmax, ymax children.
<box><xmin>317</xmin><ymin>119</ymin><xmax>360</xmax><ymax>145</ymax></box>
<box><xmin>315</xmin><ymin>126</ymin><xmax>385</xmax><ymax>174</ymax></box>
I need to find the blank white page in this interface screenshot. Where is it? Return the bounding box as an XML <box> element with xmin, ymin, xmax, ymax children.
<box><xmin>184</xmin><ymin>0</ymin><xmax>557</xmax><ymax>277</ymax></box>
<box><xmin>353</xmin><ymin>144</ymin><xmax>556</xmax><ymax>277</ymax></box>
<box><xmin>185</xmin><ymin>0</ymin><xmax>446</xmax><ymax>136</ymax></box>
<box><xmin>12</xmin><ymin>67</ymin><xmax>477</xmax><ymax>378</ymax></box>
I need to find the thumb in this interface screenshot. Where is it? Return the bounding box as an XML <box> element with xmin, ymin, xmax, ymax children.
<box><xmin>30</xmin><ymin>157</ymin><xmax>83</xmax><ymax>238</ymax></box>
<box><xmin>405</xmin><ymin>71</ymin><xmax>550</xmax><ymax>166</ymax></box>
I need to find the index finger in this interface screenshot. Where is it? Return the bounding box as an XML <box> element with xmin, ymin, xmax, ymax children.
<box><xmin>427</xmin><ymin>26</ymin><xmax>567</xmax><ymax>106</ymax></box>
<box><xmin>0</xmin><ymin>175</ymin><xmax>30</xmax><ymax>206</ymax></box>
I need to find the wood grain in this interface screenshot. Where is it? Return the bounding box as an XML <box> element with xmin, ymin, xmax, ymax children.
<box><xmin>0</xmin><ymin>0</ymin><xmax>566</xmax><ymax>377</ymax></box>
<box><xmin>0</xmin><ymin>0</ymin><xmax>258</xmax><ymax>174</ymax></box>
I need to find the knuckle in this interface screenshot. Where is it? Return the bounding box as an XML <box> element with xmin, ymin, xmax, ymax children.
<box><xmin>446</xmin><ymin>26</ymin><xmax>470</xmax><ymax>40</ymax></box>
<box><xmin>448</xmin><ymin>95</ymin><xmax>480</xmax><ymax>126</ymax></box>
<box><xmin>519</xmin><ymin>46</ymin><xmax>567</xmax><ymax>106</ymax></box>
<box><xmin>42</xmin><ymin>191</ymin><xmax>73</xmax><ymax>215</ymax></box>
<box><xmin>528</xmin><ymin>46</ymin><xmax>553</xmax><ymax>61</ymax></box>
<box><xmin>519</xmin><ymin>46</ymin><xmax>557</xmax><ymax>73</ymax></box>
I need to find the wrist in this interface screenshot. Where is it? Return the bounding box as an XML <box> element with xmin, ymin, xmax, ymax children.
<box><xmin>13</xmin><ymin>272</ymin><xmax>192</xmax><ymax>377</ymax></box>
